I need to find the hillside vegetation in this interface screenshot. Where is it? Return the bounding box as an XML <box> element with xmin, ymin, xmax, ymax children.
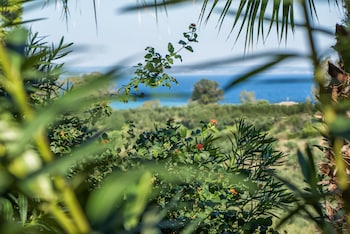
<box><xmin>110</xmin><ymin>102</ymin><xmax>323</xmax><ymax>231</ymax></box>
<box><xmin>104</xmin><ymin>102</ymin><xmax>323</xmax><ymax>233</ymax></box>
<box><xmin>108</xmin><ymin>102</ymin><xmax>321</xmax><ymax>184</ymax></box>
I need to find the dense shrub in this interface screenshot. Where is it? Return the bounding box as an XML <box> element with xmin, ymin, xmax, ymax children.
<box><xmin>112</xmin><ymin>118</ymin><xmax>291</xmax><ymax>233</ymax></box>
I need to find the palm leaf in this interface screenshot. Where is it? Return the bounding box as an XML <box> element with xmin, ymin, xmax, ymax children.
<box><xmin>93</xmin><ymin>0</ymin><xmax>98</xmax><ymax>33</ymax></box>
<box><xmin>123</xmin><ymin>0</ymin><xmax>317</xmax><ymax>49</ymax></box>
<box><xmin>221</xmin><ymin>53</ymin><xmax>299</xmax><ymax>91</ymax></box>
<box><xmin>258</xmin><ymin>0</ymin><xmax>268</xmax><ymax>42</ymax></box>
<box><xmin>223</xmin><ymin>8</ymin><xmax>333</xmax><ymax>36</ymax></box>
<box><xmin>120</xmin><ymin>0</ymin><xmax>188</xmax><ymax>12</ymax></box>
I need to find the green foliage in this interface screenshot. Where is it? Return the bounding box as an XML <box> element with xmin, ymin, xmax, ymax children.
<box><xmin>0</xmin><ymin>0</ymin><xmax>22</xmax><ymax>30</ymax></box>
<box><xmin>1</xmin><ymin>15</ymin><xmax>292</xmax><ymax>233</ymax></box>
<box><xmin>128</xmin><ymin>0</ymin><xmax>319</xmax><ymax>49</ymax></box>
<box><xmin>119</xmin><ymin>23</ymin><xmax>198</xmax><ymax>99</ymax></box>
<box><xmin>110</xmin><ymin>102</ymin><xmax>316</xmax><ymax>133</ymax></box>
<box><xmin>273</xmin><ymin>145</ymin><xmax>337</xmax><ymax>233</ymax></box>
<box><xmin>190</xmin><ymin>79</ymin><xmax>224</xmax><ymax>104</ymax></box>
<box><xmin>48</xmin><ymin>102</ymin><xmax>112</xmax><ymax>156</ymax></box>
<box><xmin>116</xmin><ymin>118</ymin><xmax>291</xmax><ymax>233</ymax></box>
<box><xmin>1</xmin><ymin>1</ymin><xmax>347</xmax><ymax>233</ymax></box>
<box><xmin>0</xmin><ymin>16</ymin><xmax>118</xmax><ymax>233</ymax></box>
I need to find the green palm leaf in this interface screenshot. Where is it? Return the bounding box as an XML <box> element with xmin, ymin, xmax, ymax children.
<box><xmin>122</xmin><ymin>0</ymin><xmax>319</xmax><ymax>49</ymax></box>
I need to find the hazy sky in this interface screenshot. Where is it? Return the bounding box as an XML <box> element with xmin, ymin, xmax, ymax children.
<box><xmin>23</xmin><ymin>1</ymin><xmax>343</xmax><ymax>74</ymax></box>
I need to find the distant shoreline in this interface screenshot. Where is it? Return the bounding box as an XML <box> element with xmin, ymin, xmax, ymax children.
<box><xmin>276</xmin><ymin>101</ymin><xmax>299</xmax><ymax>106</ymax></box>
<box><xmin>111</xmin><ymin>100</ymin><xmax>309</xmax><ymax>110</ymax></box>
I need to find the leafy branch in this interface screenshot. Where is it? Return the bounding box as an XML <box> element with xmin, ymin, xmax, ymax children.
<box><xmin>119</xmin><ymin>23</ymin><xmax>198</xmax><ymax>99</ymax></box>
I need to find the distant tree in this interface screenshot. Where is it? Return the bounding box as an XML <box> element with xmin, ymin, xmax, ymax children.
<box><xmin>190</xmin><ymin>79</ymin><xmax>223</xmax><ymax>104</ymax></box>
<box><xmin>239</xmin><ymin>90</ymin><xmax>256</xmax><ymax>104</ymax></box>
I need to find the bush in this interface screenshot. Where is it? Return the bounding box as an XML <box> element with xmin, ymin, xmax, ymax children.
<box><xmin>116</xmin><ymin>118</ymin><xmax>291</xmax><ymax>233</ymax></box>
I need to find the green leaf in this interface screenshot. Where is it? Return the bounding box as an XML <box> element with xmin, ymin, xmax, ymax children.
<box><xmin>165</xmin><ymin>54</ymin><xmax>174</xmax><ymax>64</ymax></box>
<box><xmin>0</xmin><ymin>198</ymin><xmax>14</xmax><ymax>221</ymax></box>
<box><xmin>180</xmin><ymin>127</ymin><xmax>187</xmax><ymax>138</ymax></box>
<box><xmin>0</xmin><ymin>169</ymin><xmax>13</xmax><ymax>194</ymax></box>
<box><xmin>178</xmin><ymin>40</ymin><xmax>186</xmax><ymax>45</ymax></box>
<box><xmin>297</xmin><ymin>150</ymin><xmax>309</xmax><ymax>184</ymax></box>
<box><xmin>18</xmin><ymin>193</ymin><xmax>28</xmax><ymax>225</ymax></box>
<box><xmin>257</xmin><ymin>217</ymin><xmax>273</xmax><ymax>226</ymax></box>
<box><xmin>185</xmin><ymin>45</ymin><xmax>193</xmax><ymax>52</ymax></box>
<box><xmin>123</xmin><ymin>171</ymin><xmax>153</xmax><ymax>230</ymax></box>
<box><xmin>168</xmin><ymin>42</ymin><xmax>174</xmax><ymax>53</ymax></box>
<box><xmin>329</xmin><ymin>116</ymin><xmax>350</xmax><ymax>138</ymax></box>
<box><xmin>174</xmin><ymin>54</ymin><xmax>182</xmax><ymax>62</ymax></box>
<box><xmin>86</xmin><ymin>170</ymin><xmax>145</xmax><ymax>225</ymax></box>
<box><xmin>4</xmin><ymin>27</ymin><xmax>28</xmax><ymax>70</ymax></box>
<box><xmin>305</xmin><ymin>145</ymin><xmax>318</xmax><ymax>191</ymax></box>
<box><xmin>144</xmin><ymin>53</ymin><xmax>152</xmax><ymax>59</ymax></box>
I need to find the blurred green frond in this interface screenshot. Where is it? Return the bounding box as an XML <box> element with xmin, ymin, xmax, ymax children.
<box><xmin>222</xmin><ymin>53</ymin><xmax>298</xmax><ymax>91</ymax></box>
<box><xmin>200</xmin><ymin>0</ymin><xmax>299</xmax><ymax>48</ymax></box>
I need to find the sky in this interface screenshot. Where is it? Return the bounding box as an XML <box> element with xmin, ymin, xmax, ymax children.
<box><xmin>22</xmin><ymin>1</ymin><xmax>344</xmax><ymax>75</ymax></box>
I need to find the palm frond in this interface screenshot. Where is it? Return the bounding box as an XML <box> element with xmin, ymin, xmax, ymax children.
<box><xmin>121</xmin><ymin>0</ymin><xmax>188</xmax><ymax>12</ymax></box>
<box><xmin>124</xmin><ymin>0</ymin><xmax>320</xmax><ymax>50</ymax></box>
<box><xmin>42</xmin><ymin>0</ymin><xmax>99</xmax><ymax>33</ymax></box>
<box><xmin>222</xmin><ymin>53</ymin><xmax>298</xmax><ymax>91</ymax></box>
<box><xmin>92</xmin><ymin>0</ymin><xmax>98</xmax><ymax>34</ymax></box>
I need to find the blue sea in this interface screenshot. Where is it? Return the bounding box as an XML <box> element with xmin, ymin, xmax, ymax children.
<box><xmin>110</xmin><ymin>73</ymin><xmax>315</xmax><ymax>109</ymax></box>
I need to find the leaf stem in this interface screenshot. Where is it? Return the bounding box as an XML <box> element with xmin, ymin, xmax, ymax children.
<box><xmin>55</xmin><ymin>176</ymin><xmax>91</xmax><ymax>233</ymax></box>
<box><xmin>48</xmin><ymin>202</ymin><xmax>78</xmax><ymax>234</ymax></box>
<box><xmin>299</xmin><ymin>0</ymin><xmax>318</xmax><ymax>67</ymax></box>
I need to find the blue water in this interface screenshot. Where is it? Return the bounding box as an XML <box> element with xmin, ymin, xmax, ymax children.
<box><xmin>111</xmin><ymin>74</ymin><xmax>314</xmax><ymax>109</ymax></box>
